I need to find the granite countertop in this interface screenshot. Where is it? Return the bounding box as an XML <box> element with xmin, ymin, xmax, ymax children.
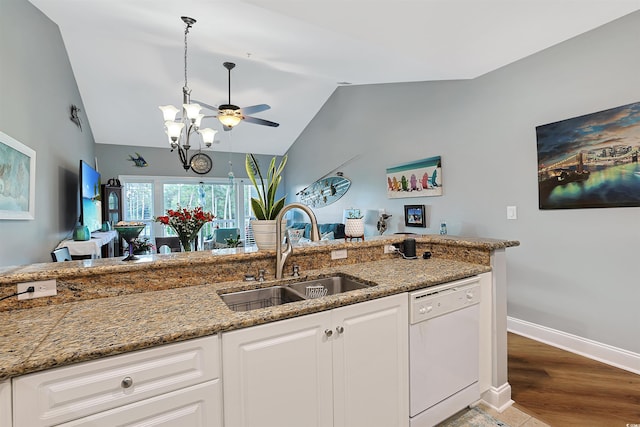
<box><xmin>0</xmin><ymin>257</ymin><xmax>490</xmax><ymax>381</ymax></box>
<box><xmin>0</xmin><ymin>234</ymin><xmax>517</xmax><ymax>284</ymax></box>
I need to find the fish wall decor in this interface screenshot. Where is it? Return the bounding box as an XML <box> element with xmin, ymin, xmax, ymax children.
<box><xmin>128</xmin><ymin>153</ymin><xmax>148</xmax><ymax>167</ymax></box>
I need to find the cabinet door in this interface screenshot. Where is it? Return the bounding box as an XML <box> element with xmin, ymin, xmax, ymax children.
<box><xmin>222</xmin><ymin>311</ymin><xmax>333</xmax><ymax>427</ymax></box>
<box><xmin>331</xmin><ymin>293</ymin><xmax>409</xmax><ymax>427</ymax></box>
<box><xmin>1</xmin><ymin>380</ymin><xmax>11</xmax><ymax>427</ymax></box>
<box><xmin>57</xmin><ymin>380</ymin><xmax>221</xmax><ymax>427</ymax></box>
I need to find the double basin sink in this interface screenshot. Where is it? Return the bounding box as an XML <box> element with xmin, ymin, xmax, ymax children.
<box><xmin>220</xmin><ymin>274</ymin><xmax>373</xmax><ymax>312</ymax></box>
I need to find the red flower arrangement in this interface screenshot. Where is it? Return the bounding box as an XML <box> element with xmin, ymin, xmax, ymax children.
<box><xmin>154</xmin><ymin>206</ymin><xmax>215</xmax><ymax>251</ymax></box>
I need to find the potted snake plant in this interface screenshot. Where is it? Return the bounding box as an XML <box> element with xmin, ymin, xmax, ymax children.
<box><xmin>245</xmin><ymin>153</ymin><xmax>288</xmax><ymax>250</ymax></box>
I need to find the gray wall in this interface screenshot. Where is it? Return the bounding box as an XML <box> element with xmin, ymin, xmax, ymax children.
<box><xmin>285</xmin><ymin>12</ymin><xmax>640</xmax><ymax>354</ymax></box>
<box><xmin>95</xmin><ymin>143</ymin><xmax>279</xmax><ymax>183</ymax></box>
<box><xmin>0</xmin><ymin>0</ymin><xmax>96</xmax><ymax>267</ymax></box>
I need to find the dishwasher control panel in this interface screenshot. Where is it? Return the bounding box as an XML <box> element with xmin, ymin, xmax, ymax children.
<box><xmin>409</xmin><ymin>276</ymin><xmax>480</xmax><ymax>324</ymax></box>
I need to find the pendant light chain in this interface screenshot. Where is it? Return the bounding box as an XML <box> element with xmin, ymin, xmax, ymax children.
<box><xmin>228</xmin><ymin>130</ymin><xmax>234</xmax><ymax>183</ymax></box>
<box><xmin>183</xmin><ymin>20</ymin><xmax>192</xmax><ymax>95</ymax></box>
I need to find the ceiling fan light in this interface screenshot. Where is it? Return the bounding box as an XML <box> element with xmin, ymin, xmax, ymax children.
<box><xmin>165</xmin><ymin>121</ymin><xmax>185</xmax><ymax>140</ymax></box>
<box><xmin>183</xmin><ymin>103</ymin><xmax>202</xmax><ymax>121</ymax></box>
<box><xmin>159</xmin><ymin>105</ymin><xmax>180</xmax><ymax>121</ymax></box>
<box><xmin>218</xmin><ymin>110</ymin><xmax>242</xmax><ymax>128</ymax></box>
<box><xmin>199</xmin><ymin>128</ymin><xmax>217</xmax><ymax>144</ymax></box>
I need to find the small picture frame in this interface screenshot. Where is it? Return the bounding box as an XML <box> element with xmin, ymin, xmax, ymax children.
<box><xmin>404</xmin><ymin>204</ymin><xmax>426</xmax><ymax>228</ymax></box>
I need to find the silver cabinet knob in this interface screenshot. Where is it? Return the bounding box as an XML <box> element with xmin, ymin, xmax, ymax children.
<box><xmin>336</xmin><ymin>326</ymin><xmax>344</xmax><ymax>334</ymax></box>
<box><xmin>324</xmin><ymin>329</ymin><xmax>333</xmax><ymax>337</ymax></box>
<box><xmin>121</xmin><ymin>376</ymin><xmax>133</xmax><ymax>388</ymax></box>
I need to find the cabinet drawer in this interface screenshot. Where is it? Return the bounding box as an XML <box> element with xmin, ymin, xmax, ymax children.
<box><xmin>13</xmin><ymin>335</ymin><xmax>220</xmax><ymax>427</ymax></box>
<box><xmin>57</xmin><ymin>380</ymin><xmax>221</xmax><ymax>427</ymax></box>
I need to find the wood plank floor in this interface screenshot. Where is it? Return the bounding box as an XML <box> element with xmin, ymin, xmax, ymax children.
<box><xmin>508</xmin><ymin>332</ymin><xmax>640</xmax><ymax>427</ymax></box>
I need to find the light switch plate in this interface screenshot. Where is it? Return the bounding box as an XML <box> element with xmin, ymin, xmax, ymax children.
<box><xmin>506</xmin><ymin>206</ymin><xmax>517</xmax><ymax>220</ymax></box>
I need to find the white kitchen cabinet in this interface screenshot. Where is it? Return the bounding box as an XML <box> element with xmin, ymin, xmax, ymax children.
<box><xmin>1</xmin><ymin>380</ymin><xmax>11</xmax><ymax>427</ymax></box>
<box><xmin>222</xmin><ymin>310</ymin><xmax>333</xmax><ymax>427</ymax></box>
<box><xmin>12</xmin><ymin>335</ymin><xmax>222</xmax><ymax>427</ymax></box>
<box><xmin>331</xmin><ymin>294</ymin><xmax>409</xmax><ymax>427</ymax></box>
<box><xmin>222</xmin><ymin>293</ymin><xmax>408</xmax><ymax>427</ymax></box>
<box><xmin>57</xmin><ymin>381</ymin><xmax>220</xmax><ymax>427</ymax></box>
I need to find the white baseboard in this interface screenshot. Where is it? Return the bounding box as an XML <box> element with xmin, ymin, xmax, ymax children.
<box><xmin>480</xmin><ymin>383</ymin><xmax>513</xmax><ymax>413</ymax></box>
<box><xmin>507</xmin><ymin>317</ymin><xmax>640</xmax><ymax>376</ymax></box>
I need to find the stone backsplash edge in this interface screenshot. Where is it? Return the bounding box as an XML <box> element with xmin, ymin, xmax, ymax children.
<box><xmin>0</xmin><ymin>236</ymin><xmax>517</xmax><ymax>311</ymax></box>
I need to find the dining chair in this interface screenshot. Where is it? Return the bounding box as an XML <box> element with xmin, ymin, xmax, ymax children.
<box><xmin>51</xmin><ymin>247</ymin><xmax>72</xmax><ymax>262</ymax></box>
<box><xmin>155</xmin><ymin>237</ymin><xmax>182</xmax><ymax>253</ymax></box>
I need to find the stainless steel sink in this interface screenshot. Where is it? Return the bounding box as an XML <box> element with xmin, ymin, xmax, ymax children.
<box><xmin>220</xmin><ymin>275</ymin><xmax>374</xmax><ymax>311</ymax></box>
<box><xmin>287</xmin><ymin>275</ymin><xmax>372</xmax><ymax>298</ymax></box>
<box><xmin>220</xmin><ymin>286</ymin><xmax>305</xmax><ymax>312</ymax></box>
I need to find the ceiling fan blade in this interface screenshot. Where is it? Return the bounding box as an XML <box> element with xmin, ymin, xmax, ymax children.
<box><xmin>191</xmin><ymin>100</ymin><xmax>219</xmax><ymax>111</ymax></box>
<box><xmin>243</xmin><ymin>116</ymin><xmax>280</xmax><ymax>127</ymax></box>
<box><xmin>240</xmin><ymin>104</ymin><xmax>271</xmax><ymax>115</ymax></box>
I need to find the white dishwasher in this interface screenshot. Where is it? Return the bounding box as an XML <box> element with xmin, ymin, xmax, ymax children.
<box><xmin>409</xmin><ymin>276</ymin><xmax>481</xmax><ymax>427</ymax></box>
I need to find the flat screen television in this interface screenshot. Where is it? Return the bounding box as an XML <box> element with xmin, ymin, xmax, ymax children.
<box><xmin>79</xmin><ymin>160</ymin><xmax>102</xmax><ymax>232</ymax></box>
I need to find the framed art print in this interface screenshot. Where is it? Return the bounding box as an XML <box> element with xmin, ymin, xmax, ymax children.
<box><xmin>0</xmin><ymin>131</ymin><xmax>36</xmax><ymax>220</ymax></box>
<box><xmin>404</xmin><ymin>204</ymin><xmax>426</xmax><ymax>227</ymax></box>
<box><xmin>387</xmin><ymin>156</ymin><xmax>442</xmax><ymax>199</ymax></box>
<box><xmin>536</xmin><ymin>101</ymin><xmax>640</xmax><ymax>209</ymax></box>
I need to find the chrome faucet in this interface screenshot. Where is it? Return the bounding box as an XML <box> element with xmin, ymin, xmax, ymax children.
<box><xmin>275</xmin><ymin>203</ymin><xmax>320</xmax><ymax>279</ymax></box>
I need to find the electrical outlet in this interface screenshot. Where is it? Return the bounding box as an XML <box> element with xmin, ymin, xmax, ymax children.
<box><xmin>331</xmin><ymin>249</ymin><xmax>348</xmax><ymax>260</ymax></box>
<box><xmin>384</xmin><ymin>245</ymin><xmax>398</xmax><ymax>254</ymax></box>
<box><xmin>17</xmin><ymin>279</ymin><xmax>57</xmax><ymax>300</ymax></box>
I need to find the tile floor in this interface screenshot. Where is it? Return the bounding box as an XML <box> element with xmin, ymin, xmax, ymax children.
<box><xmin>476</xmin><ymin>402</ymin><xmax>550</xmax><ymax>427</ymax></box>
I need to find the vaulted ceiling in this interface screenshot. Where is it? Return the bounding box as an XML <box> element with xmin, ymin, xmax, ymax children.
<box><xmin>29</xmin><ymin>0</ymin><xmax>640</xmax><ymax>155</ymax></box>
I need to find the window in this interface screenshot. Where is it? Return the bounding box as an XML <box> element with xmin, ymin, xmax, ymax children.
<box><xmin>123</xmin><ymin>182</ymin><xmax>153</xmax><ymax>239</ymax></box>
<box><xmin>120</xmin><ymin>175</ymin><xmax>251</xmax><ymax>249</ymax></box>
<box><xmin>243</xmin><ymin>184</ymin><xmax>257</xmax><ymax>247</ymax></box>
<box><xmin>162</xmin><ymin>182</ymin><xmax>238</xmax><ymax>240</ymax></box>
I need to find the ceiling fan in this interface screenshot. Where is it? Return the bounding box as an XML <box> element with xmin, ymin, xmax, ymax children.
<box><xmin>194</xmin><ymin>62</ymin><xmax>280</xmax><ymax>131</ymax></box>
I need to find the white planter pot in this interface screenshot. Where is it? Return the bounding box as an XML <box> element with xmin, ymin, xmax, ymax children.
<box><xmin>250</xmin><ymin>219</ymin><xmax>287</xmax><ymax>251</ymax></box>
<box><xmin>345</xmin><ymin>218</ymin><xmax>365</xmax><ymax>237</ymax></box>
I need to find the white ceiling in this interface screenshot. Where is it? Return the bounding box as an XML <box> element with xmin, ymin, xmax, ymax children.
<box><xmin>28</xmin><ymin>0</ymin><xmax>640</xmax><ymax>156</ymax></box>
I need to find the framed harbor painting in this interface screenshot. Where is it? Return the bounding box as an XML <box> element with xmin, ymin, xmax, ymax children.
<box><xmin>536</xmin><ymin>101</ymin><xmax>640</xmax><ymax>209</ymax></box>
<box><xmin>0</xmin><ymin>131</ymin><xmax>36</xmax><ymax>219</ymax></box>
<box><xmin>386</xmin><ymin>156</ymin><xmax>442</xmax><ymax>199</ymax></box>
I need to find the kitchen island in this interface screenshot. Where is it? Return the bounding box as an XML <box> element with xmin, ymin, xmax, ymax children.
<box><xmin>0</xmin><ymin>234</ymin><xmax>518</xmax><ymax>426</ymax></box>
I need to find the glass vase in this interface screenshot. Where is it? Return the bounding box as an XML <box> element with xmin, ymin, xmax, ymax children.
<box><xmin>179</xmin><ymin>235</ymin><xmax>194</xmax><ymax>252</ymax></box>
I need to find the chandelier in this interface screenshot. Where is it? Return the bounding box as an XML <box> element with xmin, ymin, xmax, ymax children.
<box><xmin>159</xmin><ymin>16</ymin><xmax>217</xmax><ymax>172</ymax></box>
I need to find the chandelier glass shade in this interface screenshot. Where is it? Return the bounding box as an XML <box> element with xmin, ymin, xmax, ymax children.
<box><xmin>160</xmin><ymin>17</ymin><xmax>217</xmax><ymax>171</ymax></box>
